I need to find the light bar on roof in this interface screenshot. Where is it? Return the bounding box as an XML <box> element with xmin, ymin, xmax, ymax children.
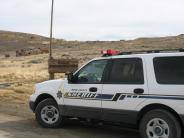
<box><xmin>101</xmin><ymin>49</ymin><xmax>120</xmax><ymax>56</ymax></box>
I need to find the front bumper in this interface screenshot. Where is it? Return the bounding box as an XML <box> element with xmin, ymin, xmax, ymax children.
<box><xmin>29</xmin><ymin>93</ymin><xmax>37</xmax><ymax>112</ymax></box>
<box><xmin>29</xmin><ymin>101</ymin><xmax>35</xmax><ymax>112</ymax></box>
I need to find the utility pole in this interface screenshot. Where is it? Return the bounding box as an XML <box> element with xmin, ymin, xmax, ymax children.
<box><xmin>48</xmin><ymin>0</ymin><xmax>79</xmax><ymax>80</ymax></box>
<box><xmin>49</xmin><ymin>0</ymin><xmax>54</xmax><ymax>59</ymax></box>
<box><xmin>49</xmin><ymin>0</ymin><xmax>54</xmax><ymax>79</ymax></box>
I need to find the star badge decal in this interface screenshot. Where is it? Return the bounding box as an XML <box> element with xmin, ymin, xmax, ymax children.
<box><xmin>57</xmin><ymin>91</ymin><xmax>63</xmax><ymax>99</ymax></box>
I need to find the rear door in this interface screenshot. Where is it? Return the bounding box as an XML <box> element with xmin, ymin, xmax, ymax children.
<box><xmin>101</xmin><ymin>56</ymin><xmax>148</xmax><ymax>124</ymax></box>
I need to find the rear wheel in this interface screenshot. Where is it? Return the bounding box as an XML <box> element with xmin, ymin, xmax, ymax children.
<box><xmin>35</xmin><ymin>98</ymin><xmax>64</xmax><ymax>128</ymax></box>
<box><xmin>139</xmin><ymin>109</ymin><xmax>181</xmax><ymax>138</ymax></box>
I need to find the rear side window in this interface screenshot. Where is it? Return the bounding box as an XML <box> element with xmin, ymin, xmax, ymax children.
<box><xmin>106</xmin><ymin>58</ymin><xmax>144</xmax><ymax>84</ymax></box>
<box><xmin>154</xmin><ymin>56</ymin><xmax>184</xmax><ymax>84</ymax></box>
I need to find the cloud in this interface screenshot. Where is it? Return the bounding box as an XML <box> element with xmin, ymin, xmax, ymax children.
<box><xmin>0</xmin><ymin>0</ymin><xmax>184</xmax><ymax>40</ymax></box>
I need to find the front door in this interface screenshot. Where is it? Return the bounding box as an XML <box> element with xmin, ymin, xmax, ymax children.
<box><xmin>101</xmin><ymin>57</ymin><xmax>148</xmax><ymax>124</ymax></box>
<box><xmin>63</xmin><ymin>59</ymin><xmax>108</xmax><ymax>119</ymax></box>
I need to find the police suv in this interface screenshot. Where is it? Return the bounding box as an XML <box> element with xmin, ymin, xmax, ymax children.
<box><xmin>29</xmin><ymin>49</ymin><xmax>184</xmax><ymax>138</ymax></box>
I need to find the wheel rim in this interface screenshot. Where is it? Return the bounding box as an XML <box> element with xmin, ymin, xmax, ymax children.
<box><xmin>41</xmin><ymin>105</ymin><xmax>60</xmax><ymax>124</ymax></box>
<box><xmin>146</xmin><ymin>118</ymin><xmax>170</xmax><ymax>138</ymax></box>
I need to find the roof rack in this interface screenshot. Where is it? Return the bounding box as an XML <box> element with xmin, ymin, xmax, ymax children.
<box><xmin>118</xmin><ymin>48</ymin><xmax>184</xmax><ymax>55</ymax></box>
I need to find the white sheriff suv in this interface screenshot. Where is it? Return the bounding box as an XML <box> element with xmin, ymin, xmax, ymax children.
<box><xmin>29</xmin><ymin>49</ymin><xmax>184</xmax><ymax>138</ymax></box>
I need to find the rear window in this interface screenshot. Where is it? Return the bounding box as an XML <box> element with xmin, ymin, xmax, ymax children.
<box><xmin>154</xmin><ymin>56</ymin><xmax>184</xmax><ymax>84</ymax></box>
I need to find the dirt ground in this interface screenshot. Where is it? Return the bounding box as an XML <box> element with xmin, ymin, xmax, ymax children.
<box><xmin>0</xmin><ymin>102</ymin><xmax>139</xmax><ymax>138</ymax></box>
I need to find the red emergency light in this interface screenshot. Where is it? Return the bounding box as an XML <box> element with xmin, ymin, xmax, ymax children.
<box><xmin>101</xmin><ymin>49</ymin><xmax>120</xmax><ymax>56</ymax></box>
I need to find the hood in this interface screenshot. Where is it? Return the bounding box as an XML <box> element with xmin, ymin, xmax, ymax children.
<box><xmin>35</xmin><ymin>79</ymin><xmax>66</xmax><ymax>94</ymax></box>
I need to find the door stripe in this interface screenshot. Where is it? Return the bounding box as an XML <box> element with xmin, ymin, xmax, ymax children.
<box><xmin>63</xmin><ymin>92</ymin><xmax>184</xmax><ymax>101</ymax></box>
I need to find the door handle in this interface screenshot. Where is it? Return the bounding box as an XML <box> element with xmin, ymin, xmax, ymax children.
<box><xmin>89</xmin><ymin>87</ymin><xmax>98</xmax><ymax>92</ymax></box>
<box><xmin>134</xmin><ymin>88</ymin><xmax>144</xmax><ymax>94</ymax></box>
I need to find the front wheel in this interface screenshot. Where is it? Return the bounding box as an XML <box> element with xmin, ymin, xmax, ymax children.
<box><xmin>35</xmin><ymin>98</ymin><xmax>64</xmax><ymax>128</ymax></box>
<box><xmin>139</xmin><ymin>109</ymin><xmax>181</xmax><ymax>138</ymax></box>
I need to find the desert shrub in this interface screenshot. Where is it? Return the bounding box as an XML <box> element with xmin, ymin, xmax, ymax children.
<box><xmin>5</xmin><ymin>54</ymin><xmax>10</xmax><ymax>58</ymax></box>
<box><xmin>13</xmin><ymin>86</ymin><xmax>32</xmax><ymax>94</ymax></box>
<box><xmin>27</xmin><ymin>59</ymin><xmax>42</xmax><ymax>64</ymax></box>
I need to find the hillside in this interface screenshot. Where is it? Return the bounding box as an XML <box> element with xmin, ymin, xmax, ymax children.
<box><xmin>0</xmin><ymin>30</ymin><xmax>184</xmax><ymax>56</ymax></box>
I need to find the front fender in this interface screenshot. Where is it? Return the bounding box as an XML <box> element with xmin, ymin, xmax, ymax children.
<box><xmin>30</xmin><ymin>79</ymin><xmax>67</xmax><ymax>110</ymax></box>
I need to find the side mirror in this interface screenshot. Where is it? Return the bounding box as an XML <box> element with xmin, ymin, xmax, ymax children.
<box><xmin>66</xmin><ymin>72</ymin><xmax>75</xmax><ymax>83</ymax></box>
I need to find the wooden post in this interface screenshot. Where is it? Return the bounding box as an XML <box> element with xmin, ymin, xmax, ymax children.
<box><xmin>50</xmin><ymin>73</ymin><xmax>55</xmax><ymax>80</ymax></box>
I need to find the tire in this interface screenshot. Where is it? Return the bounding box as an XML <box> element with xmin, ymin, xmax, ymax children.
<box><xmin>35</xmin><ymin>98</ymin><xmax>64</xmax><ymax>128</ymax></box>
<box><xmin>139</xmin><ymin>109</ymin><xmax>181</xmax><ymax>138</ymax></box>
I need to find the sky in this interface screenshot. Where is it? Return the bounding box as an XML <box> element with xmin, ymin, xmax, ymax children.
<box><xmin>0</xmin><ymin>0</ymin><xmax>184</xmax><ymax>41</ymax></box>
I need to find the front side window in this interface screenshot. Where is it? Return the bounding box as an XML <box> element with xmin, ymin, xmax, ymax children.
<box><xmin>75</xmin><ymin>60</ymin><xmax>107</xmax><ymax>84</ymax></box>
<box><xmin>154</xmin><ymin>56</ymin><xmax>184</xmax><ymax>84</ymax></box>
<box><xmin>107</xmin><ymin>58</ymin><xmax>144</xmax><ymax>84</ymax></box>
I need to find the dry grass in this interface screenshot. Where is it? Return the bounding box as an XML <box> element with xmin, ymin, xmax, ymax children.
<box><xmin>0</xmin><ymin>54</ymin><xmax>49</xmax><ymax>104</ymax></box>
